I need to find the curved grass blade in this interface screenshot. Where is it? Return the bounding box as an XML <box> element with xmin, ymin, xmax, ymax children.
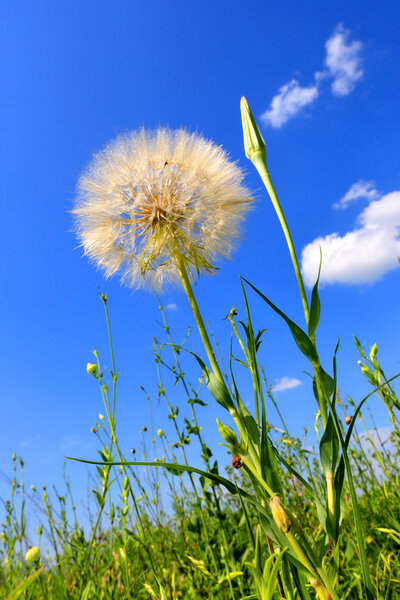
<box><xmin>241</xmin><ymin>277</ymin><xmax>318</xmax><ymax>364</ymax></box>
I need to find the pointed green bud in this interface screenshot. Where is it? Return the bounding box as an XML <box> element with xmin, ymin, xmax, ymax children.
<box><xmin>240</xmin><ymin>97</ymin><xmax>267</xmax><ymax>163</ymax></box>
<box><xmin>370</xmin><ymin>343</ymin><xmax>378</xmax><ymax>361</ymax></box>
<box><xmin>216</xmin><ymin>419</ymin><xmax>238</xmax><ymax>448</ymax></box>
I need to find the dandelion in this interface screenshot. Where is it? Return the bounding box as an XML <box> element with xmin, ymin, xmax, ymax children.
<box><xmin>74</xmin><ymin>128</ymin><xmax>253</xmax><ymax>291</ymax></box>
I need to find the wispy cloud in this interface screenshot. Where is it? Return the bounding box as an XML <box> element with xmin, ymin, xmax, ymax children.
<box><xmin>301</xmin><ymin>190</ymin><xmax>400</xmax><ymax>286</ymax></box>
<box><xmin>325</xmin><ymin>23</ymin><xmax>363</xmax><ymax>96</ymax></box>
<box><xmin>333</xmin><ymin>180</ymin><xmax>379</xmax><ymax>210</ymax></box>
<box><xmin>272</xmin><ymin>377</ymin><xmax>303</xmax><ymax>392</ymax></box>
<box><xmin>260</xmin><ymin>80</ymin><xmax>319</xmax><ymax>128</ymax></box>
<box><xmin>261</xmin><ymin>24</ymin><xmax>363</xmax><ymax>128</ymax></box>
<box><xmin>165</xmin><ymin>303</ymin><xmax>178</xmax><ymax>311</ymax></box>
<box><xmin>60</xmin><ymin>435</ymin><xmax>83</xmax><ymax>451</ymax></box>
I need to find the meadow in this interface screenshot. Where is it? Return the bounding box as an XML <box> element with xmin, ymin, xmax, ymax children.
<box><xmin>1</xmin><ymin>100</ymin><xmax>399</xmax><ymax>600</ymax></box>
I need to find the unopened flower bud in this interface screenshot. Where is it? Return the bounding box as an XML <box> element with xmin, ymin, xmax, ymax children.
<box><xmin>270</xmin><ymin>495</ymin><xmax>291</xmax><ymax>533</ymax></box>
<box><xmin>25</xmin><ymin>546</ymin><xmax>40</xmax><ymax>563</ymax></box>
<box><xmin>217</xmin><ymin>420</ymin><xmax>238</xmax><ymax>447</ymax></box>
<box><xmin>91</xmin><ymin>427</ymin><xmax>98</xmax><ymax>434</ymax></box>
<box><xmin>157</xmin><ymin>429</ymin><xmax>164</xmax><ymax>438</ymax></box>
<box><xmin>240</xmin><ymin>97</ymin><xmax>267</xmax><ymax>162</ymax></box>
<box><xmin>370</xmin><ymin>343</ymin><xmax>378</xmax><ymax>361</ymax></box>
<box><xmin>98</xmin><ymin>413</ymin><xmax>104</xmax><ymax>420</ymax></box>
<box><xmin>86</xmin><ymin>363</ymin><xmax>98</xmax><ymax>376</ymax></box>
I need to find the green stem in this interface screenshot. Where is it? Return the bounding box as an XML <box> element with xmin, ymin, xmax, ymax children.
<box><xmin>251</xmin><ymin>153</ymin><xmax>310</xmax><ymax>328</ymax></box>
<box><xmin>173</xmin><ymin>250</ymin><xmax>224</xmax><ymax>383</ymax></box>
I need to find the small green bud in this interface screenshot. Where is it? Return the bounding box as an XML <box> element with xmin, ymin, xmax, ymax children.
<box><xmin>123</xmin><ymin>476</ymin><xmax>129</xmax><ymax>490</ymax></box>
<box><xmin>25</xmin><ymin>546</ymin><xmax>40</xmax><ymax>563</ymax></box>
<box><xmin>370</xmin><ymin>343</ymin><xmax>378</xmax><ymax>361</ymax></box>
<box><xmin>86</xmin><ymin>362</ymin><xmax>98</xmax><ymax>376</ymax></box>
<box><xmin>361</xmin><ymin>364</ymin><xmax>370</xmax><ymax>376</ymax></box>
<box><xmin>216</xmin><ymin>420</ymin><xmax>238</xmax><ymax>447</ymax></box>
<box><xmin>240</xmin><ymin>97</ymin><xmax>267</xmax><ymax>162</ymax></box>
<box><xmin>98</xmin><ymin>413</ymin><xmax>104</xmax><ymax>420</ymax></box>
<box><xmin>157</xmin><ymin>429</ymin><xmax>164</xmax><ymax>437</ymax></box>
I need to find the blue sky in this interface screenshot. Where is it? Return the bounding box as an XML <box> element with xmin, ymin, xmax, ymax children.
<box><xmin>1</xmin><ymin>1</ymin><xmax>399</xmax><ymax>516</ymax></box>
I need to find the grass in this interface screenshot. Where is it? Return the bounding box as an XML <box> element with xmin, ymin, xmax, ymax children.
<box><xmin>0</xmin><ymin>297</ymin><xmax>399</xmax><ymax>599</ymax></box>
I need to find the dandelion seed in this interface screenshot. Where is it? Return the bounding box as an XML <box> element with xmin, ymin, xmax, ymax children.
<box><xmin>73</xmin><ymin>128</ymin><xmax>253</xmax><ymax>290</ymax></box>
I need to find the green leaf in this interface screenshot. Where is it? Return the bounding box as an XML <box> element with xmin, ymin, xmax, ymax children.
<box><xmin>6</xmin><ymin>566</ymin><xmax>45</xmax><ymax>600</ymax></box>
<box><xmin>264</xmin><ymin>548</ymin><xmax>287</xmax><ymax>599</ymax></box>
<box><xmin>81</xmin><ymin>581</ymin><xmax>96</xmax><ymax>600</ymax></box>
<box><xmin>319</xmin><ymin>413</ymin><xmax>339</xmax><ymax>473</ymax></box>
<box><xmin>242</xmin><ymin>277</ymin><xmax>319</xmax><ymax>364</ymax></box>
<box><xmin>308</xmin><ymin>248</ymin><xmax>322</xmax><ymax>338</ymax></box>
<box><xmin>189</xmin><ymin>351</ymin><xmax>235</xmax><ymax>412</ymax></box>
<box><xmin>260</xmin><ymin>421</ymin><xmax>282</xmax><ymax>496</ymax></box>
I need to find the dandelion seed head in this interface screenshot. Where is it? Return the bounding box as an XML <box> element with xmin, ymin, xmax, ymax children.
<box><xmin>73</xmin><ymin>128</ymin><xmax>253</xmax><ymax>290</ymax></box>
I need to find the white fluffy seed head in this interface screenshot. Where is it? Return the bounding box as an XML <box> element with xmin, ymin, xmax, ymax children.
<box><xmin>73</xmin><ymin>128</ymin><xmax>253</xmax><ymax>291</ymax></box>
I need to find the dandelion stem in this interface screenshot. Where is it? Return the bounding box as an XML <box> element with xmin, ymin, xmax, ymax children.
<box><xmin>173</xmin><ymin>249</ymin><xmax>224</xmax><ymax>384</ymax></box>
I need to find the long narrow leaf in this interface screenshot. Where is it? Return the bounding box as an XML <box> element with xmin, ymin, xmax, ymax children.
<box><xmin>242</xmin><ymin>277</ymin><xmax>319</xmax><ymax>364</ymax></box>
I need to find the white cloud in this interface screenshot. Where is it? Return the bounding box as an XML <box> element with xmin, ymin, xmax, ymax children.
<box><xmin>333</xmin><ymin>180</ymin><xmax>379</xmax><ymax>210</ymax></box>
<box><xmin>165</xmin><ymin>303</ymin><xmax>178</xmax><ymax>311</ymax></box>
<box><xmin>301</xmin><ymin>191</ymin><xmax>400</xmax><ymax>287</ymax></box>
<box><xmin>324</xmin><ymin>23</ymin><xmax>363</xmax><ymax>96</ymax></box>
<box><xmin>260</xmin><ymin>80</ymin><xmax>319</xmax><ymax>129</ymax></box>
<box><xmin>272</xmin><ymin>376</ymin><xmax>303</xmax><ymax>392</ymax></box>
<box><xmin>261</xmin><ymin>24</ymin><xmax>363</xmax><ymax>128</ymax></box>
